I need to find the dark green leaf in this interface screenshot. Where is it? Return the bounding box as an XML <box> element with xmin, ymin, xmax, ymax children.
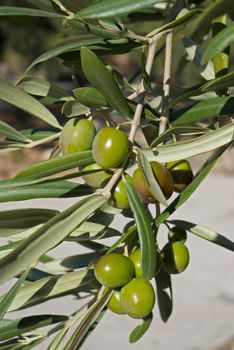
<box><xmin>155</xmin><ymin>269</ymin><xmax>173</xmax><ymax>322</ymax></box>
<box><xmin>169</xmin><ymin>220</ymin><xmax>234</xmax><ymax>251</ymax></box>
<box><xmin>75</xmin><ymin>0</ymin><xmax>161</xmax><ymax>19</ymax></box>
<box><xmin>0</xmin><ymin>315</ymin><xmax>68</xmax><ymax>341</ymax></box>
<box><xmin>0</xmin><ymin>269</ymin><xmax>29</xmax><ymax>321</ymax></box>
<box><xmin>73</xmin><ymin>87</ymin><xmax>107</xmax><ymax>108</ymax></box>
<box><xmin>0</xmin><ymin>79</ymin><xmax>61</xmax><ymax>129</ymax></box>
<box><xmin>124</xmin><ymin>180</ymin><xmax>156</xmax><ymax>280</ymax></box>
<box><xmin>0</xmin><ymin>6</ymin><xmax>64</xmax><ymax>17</ymax></box>
<box><xmin>155</xmin><ymin>145</ymin><xmax>229</xmax><ymax>227</ymax></box>
<box><xmin>202</xmin><ymin>25</ymin><xmax>234</xmax><ymax>63</ymax></box>
<box><xmin>81</xmin><ymin>47</ymin><xmax>130</xmax><ymax>117</ymax></box>
<box><xmin>129</xmin><ymin>313</ymin><xmax>153</xmax><ymax>343</ymax></box>
<box><xmin>171</xmin><ymin>97</ymin><xmax>234</xmax><ymax>126</ymax></box>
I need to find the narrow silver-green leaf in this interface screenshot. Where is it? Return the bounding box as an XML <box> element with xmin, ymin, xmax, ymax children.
<box><xmin>129</xmin><ymin>313</ymin><xmax>153</xmax><ymax>343</ymax></box>
<box><xmin>155</xmin><ymin>145</ymin><xmax>229</xmax><ymax>227</ymax></box>
<box><xmin>15</xmin><ymin>150</ymin><xmax>93</xmax><ymax>179</ymax></box>
<box><xmin>0</xmin><ymin>121</ymin><xmax>29</xmax><ymax>143</ymax></box>
<box><xmin>124</xmin><ymin>180</ymin><xmax>156</xmax><ymax>280</ymax></box>
<box><xmin>1</xmin><ymin>269</ymin><xmax>94</xmax><ymax>311</ymax></box>
<box><xmin>0</xmin><ymin>79</ymin><xmax>61</xmax><ymax>129</ymax></box>
<box><xmin>0</xmin><ymin>181</ymin><xmax>93</xmax><ymax>202</ymax></box>
<box><xmin>155</xmin><ymin>269</ymin><xmax>173</xmax><ymax>322</ymax></box>
<box><xmin>147</xmin><ymin>9</ymin><xmax>200</xmax><ymax>37</ymax></box>
<box><xmin>0</xmin><ymin>194</ymin><xmax>107</xmax><ymax>284</ymax></box>
<box><xmin>64</xmin><ymin>288</ymin><xmax>111</xmax><ymax>350</ymax></box>
<box><xmin>170</xmin><ymin>220</ymin><xmax>234</xmax><ymax>251</ymax></box>
<box><xmin>138</xmin><ymin>149</ymin><xmax>167</xmax><ymax>206</ymax></box>
<box><xmin>0</xmin><ymin>6</ymin><xmax>64</xmax><ymax>17</ymax></box>
<box><xmin>171</xmin><ymin>97</ymin><xmax>234</xmax><ymax>126</ymax></box>
<box><xmin>202</xmin><ymin>25</ymin><xmax>234</xmax><ymax>63</ymax></box>
<box><xmin>0</xmin><ymin>269</ymin><xmax>29</xmax><ymax>321</ymax></box>
<box><xmin>73</xmin><ymin>87</ymin><xmax>107</xmax><ymax>108</ymax></box>
<box><xmin>142</xmin><ymin>123</ymin><xmax>234</xmax><ymax>163</ymax></box>
<box><xmin>76</xmin><ymin>0</ymin><xmax>160</xmax><ymax>19</ymax></box>
<box><xmin>80</xmin><ymin>47</ymin><xmax>130</xmax><ymax>117</ymax></box>
<box><xmin>150</xmin><ymin>126</ymin><xmax>209</xmax><ymax>147</ymax></box>
<box><xmin>0</xmin><ymin>314</ymin><xmax>68</xmax><ymax>341</ymax></box>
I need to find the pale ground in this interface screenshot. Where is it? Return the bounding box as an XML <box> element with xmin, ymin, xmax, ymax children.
<box><xmin>0</xmin><ymin>172</ymin><xmax>233</xmax><ymax>350</ymax></box>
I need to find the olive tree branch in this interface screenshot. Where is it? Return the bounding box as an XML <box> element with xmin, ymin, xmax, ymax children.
<box><xmin>158</xmin><ymin>30</ymin><xmax>173</xmax><ymax>136</ymax></box>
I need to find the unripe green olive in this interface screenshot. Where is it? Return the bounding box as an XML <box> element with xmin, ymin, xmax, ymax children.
<box><xmin>120</xmin><ymin>278</ymin><xmax>155</xmax><ymax>319</ymax></box>
<box><xmin>108</xmin><ymin>290</ymin><xmax>126</xmax><ymax>315</ymax></box>
<box><xmin>133</xmin><ymin>161</ymin><xmax>174</xmax><ymax>203</ymax></box>
<box><xmin>167</xmin><ymin>159</ymin><xmax>193</xmax><ymax>192</ymax></box>
<box><xmin>130</xmin><ymin>248</ymin><xmax>161</xmax><ymax>278</ymax></box>
<box><xmin>161</xmin><ymin>241</ymin><xmax>190</xmax><ymax>274</ymax></box>
<box><xmin>92</xmin><ymin>127</ymin><xmax>129</xmax><ymax>169</ymax></box>
<box><xmin>94</xmin><ymin>253</ymin><xmax>134</xmax><ymax>288</ymax></box>
<box><xmin>82</xmin><ymin>163</ymin><xmax>111</xmax><ymax>188</ymax></box>
<box><xmin>110</xmin><ymin>175</ymin><xmax>131</xmax><ymax>209</ymax></box>
<box><xmin>168</xmin><ymin>226</ymin><xmax>187</xmax><ymax>243</ymax></box>
<box><xmin>59</xmin><ymin>118</ymin><xmax>96</xmax><ymax>155</ymax></box>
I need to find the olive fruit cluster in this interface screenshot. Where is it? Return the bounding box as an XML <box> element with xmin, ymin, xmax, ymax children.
<box><xmin>132</xmin><ymin>159</ymin><xmax>194</xmax><ymax>204</ymax></box>
<box><xmin>94</xmin><ymin>253</ymin><xmax>155</xmax><ymax>319</ymax></box>
<box><xmin>59</xmin><ymin>119</ymin><xmax>129</xmax><ymax>169</ymax></box>
<box><xmin>161</xmin><ymin>226</ymin><xmax>190</xmax><ymax>274</ymax></box>
<box><xmin>59</xmin><ymin>119</ymin><xmax>130</xmax><ymax>209</ymax></box>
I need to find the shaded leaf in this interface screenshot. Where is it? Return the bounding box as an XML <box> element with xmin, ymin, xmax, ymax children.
<box><xmin>124</xmin><ymin>180</ymin><xmax>156</xmax><ymax>280</ymax></box>
<box><xmin>0</xmin><ymin>121</ymin><xmax>29</xmax><ymax>143</ymax></box>
<box><xmin>170</xmin><ymin>220</ymin><xmax>234</xmax><ymax>251</ymax></box>
<box><xmin>1</xmin><ymin>269</ymin><xmax>94</xmax><ymax>311</ymax></box>
<box><xmin>76</xmin><ymin>0</ymin><xmax>161</xmax><ymax>19</ymax></box>
<box><xmin>0</xmin><ymin>79</ymin><xmax>61</xmax><ymax>129</ymax></box>
<box><xmin>81</xmin><ymin>47</ymin><xmax>130</xmax><ymax>117</ymax></box>
<box><xmin>155</xmin><ymin>269</ymin><xmax>173</xmax><ymax>322</ymax></box>
<box><xmin>0</xmin><ymin>315</ymin><xmax>68</xmax><ymax>341</ymax></box>
<box><xmin>0</xmin><ymin>6</ymin><xmax>64</xmax><ymax>17</ymax></box>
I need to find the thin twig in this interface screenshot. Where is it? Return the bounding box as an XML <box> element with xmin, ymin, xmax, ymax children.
<box><xmin>158</xmin><ymin>30</ymin><xmax>173</xmax><ymax>136</ymax></box>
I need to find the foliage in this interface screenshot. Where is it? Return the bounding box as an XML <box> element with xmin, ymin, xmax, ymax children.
<box><xmin>0</xmin><ymin>0</ymin><xmax>233</xmax><ymax>349</ymax></box>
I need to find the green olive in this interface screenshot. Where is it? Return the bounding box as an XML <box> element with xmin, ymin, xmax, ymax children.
<box><xmin>120</xmin><ymin>278</ymin><xmax>155</xmax><ymax>319</ymax></box>
<box><xmin>110</xmin><ymin>175</ymin><xmax>131</xmax><ymax>210</ymax></box>
<box><xmin>59</xmin><ymin>118</ymin><xmax>96</xmax><ymax>155</ymax></box>
<box><xmin>168</xmin><ymin>226</ymin><xmax>187</xmax><ymax>243</ymax></box>
<box><xmin>161</xmin><ymin>241</ymin><xmax>190</xmax><ymax>274</ymax></box>
<box><xmin>130</xmin><ymin>248</ymin><xmax>161</xmax><ymax>278</ymax></box>
<box><xmin>94</xmin><ymin>253</ymin><xmax>134</xmax><ymax>288</ymax></box>
<box><xmin>82</xmin><ymin>163</ymin><xmax>112</xmax><ymax>188</ymax></box>
<box><xmin>167</xmin><ymin>159</ymin><xmax>193</xmax><ymax>192</ymax></box>
<box><xmin>92</xmin><ymin>127</ymin><xmax>129</xmax><ymax>169</ymax></box>
<box><xmin>133</xmin><ymin>161</ymin><xmax>174</xmax><ymax>203</ymax></box>
<box><xmin>108</xmin><ymin>290</ymin><xmax>126</xmax><ymax>315</ymax></box>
